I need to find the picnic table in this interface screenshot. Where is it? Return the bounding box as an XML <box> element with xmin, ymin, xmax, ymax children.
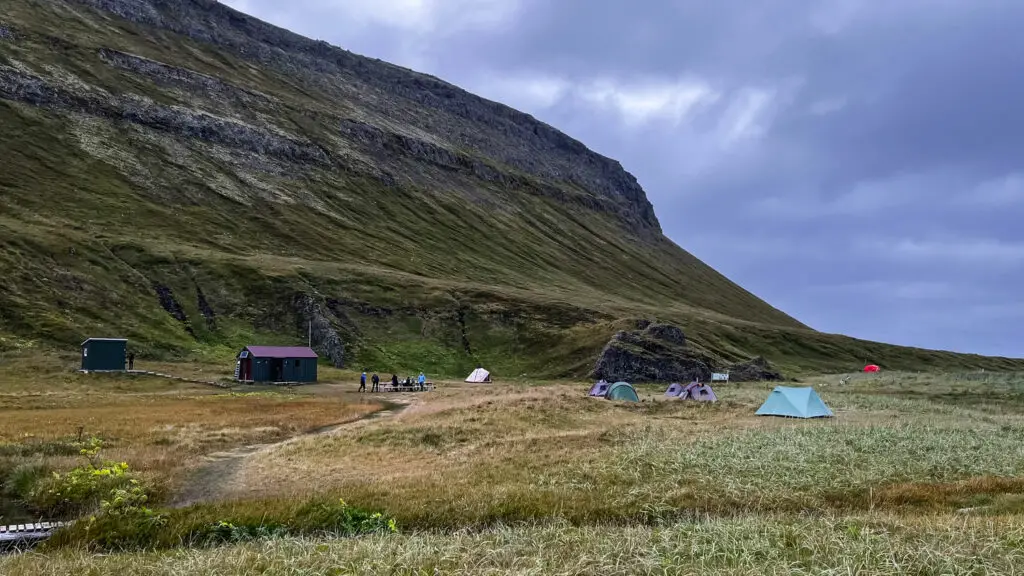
<box><xmin>382</xmin><ymin>381</ymin><xmax>434</xmax><ymax>392</ymax></box>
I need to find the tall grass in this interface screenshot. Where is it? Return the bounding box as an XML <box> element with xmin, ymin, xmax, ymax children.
<box><xmin>179</xmin><ymin>380</ymin><xmax>1024</xmax><ymax>530</ymax></box>
<box><xmin>577</xmin><ymin>422</ymin><xmax>1024</xmax><ymax>513</ymax></box>
<box><xmin>5</xmin><ymin>370</ymin><xmax>1024</xmax><ymax>570</ymax></box>
<box><xmin>5</xmin><ymin>513</ymin><xmax>1023</xmax><ymax>575</ymax></box>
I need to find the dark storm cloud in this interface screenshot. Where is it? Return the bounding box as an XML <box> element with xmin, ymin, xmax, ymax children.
<box><xmin>223</xmin><ymin>0</ymin><xmax>1024</xmax><ymax>357</ymax></box>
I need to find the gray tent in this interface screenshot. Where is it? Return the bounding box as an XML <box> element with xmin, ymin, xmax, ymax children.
<box><xmin>675</xmin><ymin>382</ymin><xmax>718</xmax><ymax>402</ymax></box>
<box><xmin>688</xmin><ymin>384</ymin><xmax>718</xmax><ymax>402</ymax></box>
<box><xmin>588</xmin><ymin>380</ymin><xmax>610</xmax><ymax>397</ymax></box>
<box><xmin>664</xmin><ymin>382</ymin><xmax>684</xmax><ymax>397</ymax></box>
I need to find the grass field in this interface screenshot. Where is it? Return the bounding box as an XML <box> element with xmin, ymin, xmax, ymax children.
<box><xmin>2</xmin><ymin>355</ymin><xmax>1024</xmax><ymax>574</ymax></box>
<box><xmin>7</xmin><ymin>514</ymin><xmax>1023</xmax><ymax>575</ymax></box>
<box><xmin>0</xmin><ymin>353</ymin><xmax>383</xmax><ymax>521</ymax></box>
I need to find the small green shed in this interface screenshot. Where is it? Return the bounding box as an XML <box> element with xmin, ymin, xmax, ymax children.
<box><xmin>81</xmin><ymin>338</ymin><xmax>127</xmax><ymax>372</ymax></box>
<box><xmin>236</xmin><ymin>346</ymin><xmax>318</xmax><ymax>384</ymax></box>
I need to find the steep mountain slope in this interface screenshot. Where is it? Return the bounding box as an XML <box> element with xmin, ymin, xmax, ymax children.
<box><xmin>0</xmin><ymin>0</ymin><xmax>1019</xmax><ymax>377</ymax></box>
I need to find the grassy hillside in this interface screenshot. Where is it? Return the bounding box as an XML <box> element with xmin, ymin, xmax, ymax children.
<box><xmin>0</xmin><ymin>0</ymin><xmax>1020</xmax><ymax>378</ymax></box>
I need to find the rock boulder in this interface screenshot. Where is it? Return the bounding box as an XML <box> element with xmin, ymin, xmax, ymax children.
<box><xmin>728</xmin><ymin>356</ymin><xmax>784</xmax><ymax>382</ymax></box>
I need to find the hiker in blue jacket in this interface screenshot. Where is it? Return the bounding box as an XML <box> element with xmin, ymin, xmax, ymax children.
<box><xmin>417</xmin><ymin>372</ymin><xmax>426</xmax><ymax>391</ymax></box>
<box><xmin>359</xmin><ymin>370</ymin><xmax>367</xmax><ymax>392</ymax></box>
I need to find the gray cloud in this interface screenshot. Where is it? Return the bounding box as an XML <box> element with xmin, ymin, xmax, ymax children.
<box><xmin>224</xmin><ymin>0</ymin><xmax>1024</xmax><ymax>357</ymax></box>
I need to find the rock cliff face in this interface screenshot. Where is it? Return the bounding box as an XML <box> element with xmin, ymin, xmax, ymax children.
<box><xmin>63</xmin><ymin>0</ymin><xmax>659</xmax><ymax>231</ymax></box>
<box><xmin>293</xmin><ymin>294</ymin><xmax>346</xmax><ymax>368</ymax></box>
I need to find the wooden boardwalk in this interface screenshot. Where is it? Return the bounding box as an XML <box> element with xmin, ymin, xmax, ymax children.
<box><xmin>128</xmin><ymin>370</ymin><xmax>231</xmax><ymax>388</ymax></box>
<box><xmin>0</xmin><ymin>522</ymin><xmax>67</xmax><ymax>548</ymax></box>
<box><xmin>78</xmin><ymin>369</ymin><xmax>231</xmax><ymax>389</ymax></box>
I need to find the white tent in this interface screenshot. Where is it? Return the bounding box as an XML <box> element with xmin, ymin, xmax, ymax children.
<box><xmin>465</xmin><ymin>368</ymin><xmax>491</xmax><ymax>383</ymax></box>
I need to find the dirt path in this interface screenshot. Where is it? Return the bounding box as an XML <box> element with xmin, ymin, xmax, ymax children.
<box><xmin>171</xmin><ymin>399</ymin><xmax>411</xmax><ymax>508</ymax></box>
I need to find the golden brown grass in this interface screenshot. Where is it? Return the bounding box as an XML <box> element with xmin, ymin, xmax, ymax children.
<box><xmin>0</xmin><ymin>355</ymin><xmax>383</xmax><ymax>492</ymax></box>
<box><xmin>188</xmin><ymin>373</ymin><xmax>1024</xmax><ymax>529</ymax></box>
<box><xmin>4</xmin><ymin>362</ymin><xmax>1024</xmax><ymax>574</ymax></box>
<box><xmin>2</xmin><ymin>393</ymin><xmax>380</xmax><ymax>478</ymax></box>
<box><xmin>4</xmin><ymin>512</ymin><xmax>1023</xmax><ymax>575</ymax></box>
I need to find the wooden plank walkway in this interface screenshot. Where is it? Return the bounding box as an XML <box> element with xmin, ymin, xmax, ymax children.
<box><xmin>0</xmin><ymin>521</ymin><xmax>67</xmax><ymax>545</ymax></box>
<box><xmin>79</xmin><ymin>369</ymin><xmax>230</xmax><ymax>389</ymax></box>
<box><xmin>127</xmin><ymin>370</ymin><xmax>231</xmax><ymax>389</ymax></box>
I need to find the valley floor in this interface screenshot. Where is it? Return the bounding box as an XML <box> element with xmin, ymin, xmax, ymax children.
<box><xmin>1</xmin><ymin>354</ymin><xmax>1023</xmax><ymax>574</ymax></box>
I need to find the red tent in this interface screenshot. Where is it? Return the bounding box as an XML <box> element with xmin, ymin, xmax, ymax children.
<box><xmin>864</xmin><ymin>364</ymin><xmax>880</xmax><ymax>372</ymax></box>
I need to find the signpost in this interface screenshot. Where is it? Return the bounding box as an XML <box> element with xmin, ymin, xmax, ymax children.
<box><xmin>711</xmin><ymin>372</ymin><xmax>730</xmax><ymax>382</ymax></box>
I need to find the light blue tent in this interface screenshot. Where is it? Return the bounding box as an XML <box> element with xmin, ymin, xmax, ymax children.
<box><xmin>755</xmin><ymin>386</ymin><xmax>833</xmax><ymax>418</ymax></box>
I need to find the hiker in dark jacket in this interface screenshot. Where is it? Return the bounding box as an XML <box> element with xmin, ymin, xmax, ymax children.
<box><xmin>391</xmin><ymin>374</ymin><xmax>399</xmax><ymax>389</ymax></box>
<box><xmin>371</xmin><ymin>373</ymin><xmax>380</xmax><ymax>392</ymax></box>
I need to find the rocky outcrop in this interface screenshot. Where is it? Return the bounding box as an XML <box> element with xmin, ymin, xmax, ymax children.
<box><xmin>335</xmin><ymin>118</ymin><xmax>632</xmax><ymax>219</ymax></box>
<box><xmin>294</xmin><ymin>294</ymin><xmax>345</xmax><ymax>368</ymax></box>
<box><xmin>0</xmin><ymin>66</ymin><xmax>328</xmax><ymax>166</ymax></box>
<box><xmin>98</xmin><ymin>48</ymin><xmax>272</xmax><ymax>106</ymax></box>
<box><xmin>643</xmin><ymin>323</ymin><xmax>686</xmax><ymax>346</ymax></box>
<box><xmin>154</xmin><ymin>283</ymin><xmax>194</xmax><ymax>336</ymax></box>
<box><xmin>337</xmin><ymin>118</ymin><xmax>512</xmax><ymax>184</ymax></box>
<box><xmin>728</xmin><ymin>356</ymin><xmax>784</xmax><ymax>382</ymax></box>
<box><xmin>195</xmin><ymin>285</ymin><xmax>216</xmax><ymax>331</ymax></box>
<box><xmin>592</xmin><ymin>323</ymin><xmax>712</xmax><ymax>382</ymax></box>
<box><xmin>327</xmin><ymin>297</ymin><xmax>392</xmax><ymax>319</ymax></box>
<box><xmin>456</xmin><ymin>306</ymin><xmax>472</xmax><ymax>355</ymax></box>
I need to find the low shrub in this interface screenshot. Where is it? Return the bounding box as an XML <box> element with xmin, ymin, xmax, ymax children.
<box><xmin>3</xmin><ymin>462</ymin><xmax>50</xmax><ymax>500</ymax></box>
<box><xmin>0</xmin><ymin>438</ymin><xmax>89</xmax><ymax>458</ymax></box>
<box><xmin>189</xmin><ymin>520</ymin><xmax>290</xmax><ymax>547</ymax></box>
<box><xmin>22</xmin><ymin>437</ymin><xmax>150</xmax><ymax>519</ymax></box>
<box><xmin>47</xmin><ymin>497</ymin><xmax>397</xmax><ymax>552</ymax></box>
<box><xmin>291</xmin><ymin>497</ymin><xmax>398</xmax><ymax>535</ymax></box>
<box><xmin>69</xmin><ymin>481</ymin><xmax>169</xmax><ymax>551</ymax></box>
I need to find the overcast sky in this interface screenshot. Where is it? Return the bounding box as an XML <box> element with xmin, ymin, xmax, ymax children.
<box><xmin>223</xmin><ymin>0</ymin><xmax>1024</xmax><ymax>357</ymax></box>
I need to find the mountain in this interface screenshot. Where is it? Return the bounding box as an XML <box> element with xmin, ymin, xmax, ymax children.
<box><xmin>1</xmin><ymin>0</ymin><xmax>1019</xmax><ymax>377</ymax></box>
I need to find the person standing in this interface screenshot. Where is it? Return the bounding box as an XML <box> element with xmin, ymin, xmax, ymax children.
<box><xmin>359</xmin><ymin>370</ymin><xmax>367</xmax><ymax>392</ymax></box>
<box><xmin>417</xmin><ymin>371</ymin><xmax>426</xmax><ymax>391</ymax></box>
<box><xmin>127</xmin><ymin>350</ymin><xmax>136</xmax><ymax>371</ymax></box>
<box><xmin>371</xmin><ymin>372</ymin><xmax>380</xmax><ymax>392</ymax></box>
<box><xmin>391</xmin><ymin>374</ymin><xmax>399</xmax><ymax>390</ymax></box>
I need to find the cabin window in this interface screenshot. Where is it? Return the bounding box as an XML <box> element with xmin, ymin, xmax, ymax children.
<box><xmin>295</xmin><ymin>360</ymin><xmax>301</xmax><ymax>368</ymax></box>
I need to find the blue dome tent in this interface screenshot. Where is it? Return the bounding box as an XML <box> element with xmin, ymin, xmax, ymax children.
<box><xmin>756</xmin><ymin>386</ymin><xmax>833</xmax><ymax>418</ymax></box>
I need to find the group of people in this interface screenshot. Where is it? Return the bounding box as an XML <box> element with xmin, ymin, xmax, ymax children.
<box><xmin>359</xmin><ymin>370</ymin><xmax>428</xmax><ymax>392</ymax></box>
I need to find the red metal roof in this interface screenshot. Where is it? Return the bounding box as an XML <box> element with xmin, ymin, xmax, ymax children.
<box><xmin>244</xmin><ymin>346</ymin><xmax>318</xmax><ymax>359</ymax></box>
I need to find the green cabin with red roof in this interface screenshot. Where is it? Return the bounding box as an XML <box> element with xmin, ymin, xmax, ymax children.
<box><xmin>236</xmin><ymin>345</ymin><xmax>318</xmax><ymax>383</ymax></box>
